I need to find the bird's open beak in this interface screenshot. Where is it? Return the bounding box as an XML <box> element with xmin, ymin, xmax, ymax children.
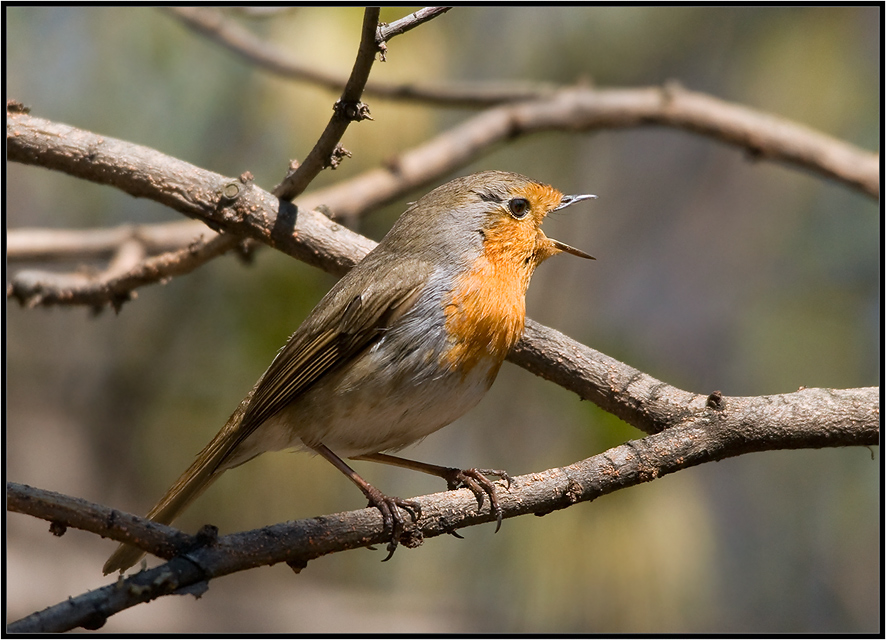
<box><xmin>551</xmin><ymin>239</ymin><xmax>595</xmax><ymax>259</ymax></box>
<box><xmin>550</xmin><ymin>193</ymin><xmax>597</xmax><ymax>259</ymax></box>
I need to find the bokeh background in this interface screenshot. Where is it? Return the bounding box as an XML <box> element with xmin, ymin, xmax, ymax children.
<box><xmin>6</xmin><ymin>6</ymin><xmax>880</xmax><ymax>633</ymax></box>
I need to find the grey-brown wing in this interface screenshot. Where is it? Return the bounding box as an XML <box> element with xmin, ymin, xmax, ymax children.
<box><xmin>222</xmin><ymin>259</ymin><xmax>431</xmax><ymax>462</ymax></box>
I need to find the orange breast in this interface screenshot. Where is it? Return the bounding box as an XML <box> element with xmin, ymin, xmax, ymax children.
<box><xmin>440</xmin><ymin>216</ymin><xmax>536</xmax><ymax>381</ymax></box>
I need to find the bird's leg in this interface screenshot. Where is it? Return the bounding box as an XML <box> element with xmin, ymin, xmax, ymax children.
<box><xmin>310</xmin><ymin>444</ymin><xmax>420</xmax><ymax>561</ymax></box>
<box><xmin>352</xmin><ymin>452</ymin><xmax>512</xmax><ymax>533</ymax></box>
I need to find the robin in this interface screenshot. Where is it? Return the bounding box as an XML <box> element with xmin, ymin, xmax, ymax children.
<box><xmin>103</xmin><ymin>170</ymin><xmax>596</xmax><ymax>574</ymax></box>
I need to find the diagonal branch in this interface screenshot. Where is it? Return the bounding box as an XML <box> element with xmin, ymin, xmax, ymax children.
<box><xmin>7</xmin><ymin>111</ymin><xmax>378</xmax><ymax>279</ymax></box>
<box><xmin>271</xmin><ymin>8</ymin><xmax>380</xmax><ymax>201</ymax></box>
<box><xmin>7</xmin><ymin>392</ymin><xmax>878</xmax><ymax>633</ymax></box>
<box><xmin>5</xmin><ymin>111</ymin><xmax>879</xmax><ymax>426</ymax></box>
<box><xmin>165</xmin><ymin>6</ymin><xmax>514</xmax><ymax>107</ymax></box>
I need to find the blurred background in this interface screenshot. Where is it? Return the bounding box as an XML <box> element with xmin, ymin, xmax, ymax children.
<box><xmin>6</xmin><ymin>6</ymin><xmax>880</xmax><ymax>633</ymax></box>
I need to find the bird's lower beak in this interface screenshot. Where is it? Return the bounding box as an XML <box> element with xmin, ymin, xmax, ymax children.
<box><xmin>548</xmin><ymin>192</ymin><xmax>597</xmax><ymax>259</ymax></box>
<box><xmin>551</xmin><ymin>238</ymin><xmax>595</xmax><ymax>260</ymax></box>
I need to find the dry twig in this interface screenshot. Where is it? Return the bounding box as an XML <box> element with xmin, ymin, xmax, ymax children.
<box><xmin>271</xmin><ymin>8</ymin><xmax>381</xmax><ymax>201</ymax></box>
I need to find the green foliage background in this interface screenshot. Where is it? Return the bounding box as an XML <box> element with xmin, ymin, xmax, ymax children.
<box><xmin>7</xmin><ymin>6</ymin><xmax>880</xmax><ymax>633</ymax></box>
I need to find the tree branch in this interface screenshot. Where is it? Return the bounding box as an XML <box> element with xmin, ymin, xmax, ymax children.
<box><xmin>8</xmin><ymin>394</ymin><xmax>878</xmax><ymax>633</ymax></box>
<box><xmin>7</xmin><ymin>231</ymin><xmax>241</xmax><ymax>311</ymax></box>
<box><xmin>158</xmin><ymin>3</ymin><xmax>882</xmax><ymax>202</ymax></box>
<box><xmin>6</xmin><ymin>221</ymin><xmax>221</xmax><ymax>263</ymax></box>
<box><xmin>271</xmin><ymin>8</ymin><xmax>380</xmax><ymax>201</ymax></box>
<box><xmin>300</xmin><ymin>86</ymin><xmax>880</xmax><ymax>221</ymax></box>
<box><xmin>375</xmin><ymin>7</ymin><xmax>452</xmax><ymax>48</ymax></box>
<box><xmin>163</xmin><ymin>6</ymin><xmax>523</xmax><ymax>107</ymax></box>
<box><xmin>7</xmin><ymin>483</ymin><xmax>195</xmax><ymax>565</ymax></box>
<box><xmin>7</xmin><ymin>111</ymin><xmax>377</xmax><ymax>280</ymax></box>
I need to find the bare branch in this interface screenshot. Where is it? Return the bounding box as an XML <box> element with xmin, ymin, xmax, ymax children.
<box><xmin>8</xmin><ymin>81</ymin><xmax>876</xmax><ymax>287</ymax></box>
<box><xmin>304</xmin><ymin>87</ymin><xmax>879</xmax><ymax>222</ymax></box>
<box><xmin>7</xmin><ymin>222</ymin><xmax>219</xmax><ymax>263</ymax></box>
<box><xmin>8</xmin><ymin>396</ymin><xmax>878</xmax><ymax>633</ymax></box>
<box><xmin>271</xmin><ymin>8</ymin><xmax>381</xmax><ymax>201</ymax></box>
<box><xmin>163</xmin><ymin>6</ymin><xmax>534</xmax><ymax>108</ymax></box>
<box><xmin>7</xmin><ymin>483</ymin><xmax>195</xmax><ymax>565</ymax></box>
<box><xmin>164</xmin><ymin>7</ymin><xmax>348</xmax><ymax>91</ymax></box>
<box><xmin>375</xmin><ymin>7</ymin><xmax>452</xmax><ymax>48</ymax></box>
<box><xmin>511</xmin><ymin>320</ymin><xmax>880</xmax><ymax>437</ymax></box>
<box><xmin>159</xmin><ymin>10</ymin><xmax>880</xmax><ymax>199</ymax></box>
<box><xmin>6</xmin><ymin>112</ymin><xmax>879</xmax><ymax>424</ymax></box>
<box><xmin>7</xmin><ymin>111</ymin><xmax>377</xmax><ymax>278</ymax></box>
<box><xmin>7</xmin><ymin>232</ymin><xmax>240</xmax><ymax>311</ymax></box>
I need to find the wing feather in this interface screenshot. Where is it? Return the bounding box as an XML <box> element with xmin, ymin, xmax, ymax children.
<box><xmin>216</xmin><ymin>259</ymin><xmax>431</xmax><ymax>467</ymax></box>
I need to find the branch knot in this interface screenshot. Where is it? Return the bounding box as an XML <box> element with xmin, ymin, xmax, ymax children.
<box><xmin>333</xmin><ymin>99</ymin><xmax>373</xmax><ymax>122</ymax></box>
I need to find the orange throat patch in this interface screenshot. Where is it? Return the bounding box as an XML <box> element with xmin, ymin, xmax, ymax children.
<box><xmin>441</xmin><ymin>219</ymin><xmax>540</xmax><ymax>382</ymax></box>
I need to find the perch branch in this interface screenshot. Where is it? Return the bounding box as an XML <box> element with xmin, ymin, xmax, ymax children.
<box><xmin>8</xmin><ymin>395</ymin><xmax>878</xmax><ymax>633</ymax></box>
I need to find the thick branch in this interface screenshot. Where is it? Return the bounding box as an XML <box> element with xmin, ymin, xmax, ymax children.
<box><xmin>8</xmin><ymin>397</ymin><xmax>878</xmax><ymax>633</ymax></box>
<box><xmin>6</xmin><ymin>112</ymin><xmax>880</xmax><ymax>438</ymax></box>
<box><xmin>271</xmin><ymin>8</ymin><xmax>380</xmax><ymax>201</ymax></box>
<box><xmin>7</xmin><ymin>112</ymin><xmax>377</xmax><ymax>279</ymax></box>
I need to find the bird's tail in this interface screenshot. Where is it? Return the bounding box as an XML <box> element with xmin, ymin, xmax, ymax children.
<box><xmin>102</xmin><ymin>393</ymin><xmax>254</xmax><ymax>575</ymax></box>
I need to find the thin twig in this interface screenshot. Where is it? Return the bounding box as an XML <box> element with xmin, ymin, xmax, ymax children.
<box><xmin>375</xmin><ymin>7</ymin><xmax>452</xmax><ymax>47</ymax></box>
<box><xmin>7</xmin><ymin>483</ymin><xmax>195</xmax><ymax>563</ymax></box>
<box><xmin>271</xmin><ymin>8</ymin><xmax>381</xmax><ymax>201</ymax></box>
<box><xmin>6</xmin><ymin>222</ymin><xmax>220</xmax><ymax>263</ymax></box>
<box><xmin>7</xmin><ymin>232</ymin><xmax>239</xmax><ymax>311</ymax></box>
<box><xmin>164</xmin><ymin>6</ymin><xmax>529</xmax><ymax>107</ymax></box>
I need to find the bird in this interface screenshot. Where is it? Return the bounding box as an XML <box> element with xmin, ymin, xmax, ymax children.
<box><xmin>103</xmin><ymin>170</ymin><xmax>596</xmax><ymax>574</ymax></box>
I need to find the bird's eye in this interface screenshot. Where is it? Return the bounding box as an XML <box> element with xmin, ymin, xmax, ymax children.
<box><xmin>508</xmin><ymin>198</ymin><xmax>530</xmax><ymax>219</ymax></box>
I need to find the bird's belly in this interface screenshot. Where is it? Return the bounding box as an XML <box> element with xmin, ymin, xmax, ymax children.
<box><xmin>237</xmin><ymin>334</ymin><xmax>500</xmax><ymax>460</ymax></box>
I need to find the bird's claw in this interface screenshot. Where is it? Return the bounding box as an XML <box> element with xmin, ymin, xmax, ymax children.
<box><xmin>365</xmin><ymin>491</ymin><xmax>421</xmax><ymax>561</ymax></box>
<box><xmin>444</xmin><ymin>468</ymin><xmax>512</xmax><ymax>533</ymax></box>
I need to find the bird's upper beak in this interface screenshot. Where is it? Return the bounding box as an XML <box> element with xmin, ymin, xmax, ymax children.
<box><xmin>550</xmin><ymin>193</ymin><xmax>597</xmax><ymax>259</ymax></box>
<box><xmin>553</xmin><ymin>193</ymin><xmax>597</xmax><ymax>212</ymax></box>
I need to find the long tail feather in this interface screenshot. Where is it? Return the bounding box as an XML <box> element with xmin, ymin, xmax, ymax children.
<box><xmin>102</xmin><ymin>393</ymin><xmax>254</xmax><ymax>575</ymax></box>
